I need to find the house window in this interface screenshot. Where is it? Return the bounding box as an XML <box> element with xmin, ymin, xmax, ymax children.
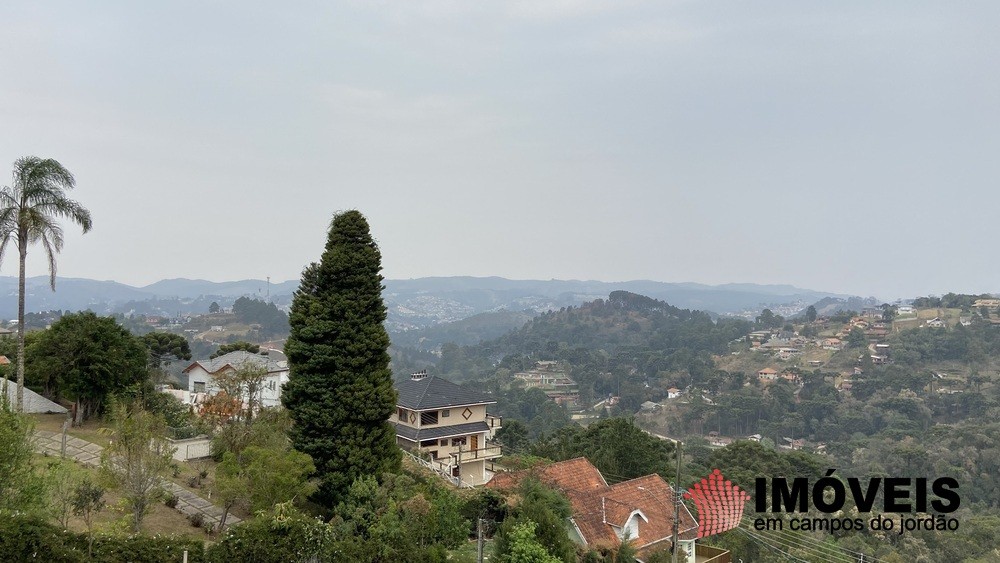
<box><xmin>439</xmin><ymin>439</ymin><xmax>448</xmax><ymax>446</ymax></box>
<box><xmin>420</xmin><ymin>439</ymin><xmax>437</xmax><ymax>448</ymax></box>
<box><xmin>193</xmin><ymin>382</ymin><xmax>206</xmax><ymax>393</ymax></box>
<box><xmin>452</xmin><ymin>436</ymin><xmax>467</xmax><ymax>447</ymax></box>
<box><xmin>420</xmin><ymin>411</ymin><xmax>439</xmax><ymax>426</ymax></box>
<box><xmin>398</xmin><ymin>408</ymin><xmax>408</xmax><ymax>422</ymax></box>
<box><xmin>442</xmin><ymin>409</ymin><xmax>450</xmax><ymax>417</ymax></box>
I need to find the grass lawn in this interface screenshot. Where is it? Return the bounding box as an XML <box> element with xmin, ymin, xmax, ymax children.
<box><xmin>31</xmin><ymin>413</ymin><xmax>240</xmax><ymax>521</ymax></box>
<box><xmin>32</xmin><ymin>454</ymin><xmax>209</xmax><ymax>541</ymax></box>
<box><xmin>32</xmin><ymin>413</ymin><xmax>112</xmax><ymax>447</ymax></box>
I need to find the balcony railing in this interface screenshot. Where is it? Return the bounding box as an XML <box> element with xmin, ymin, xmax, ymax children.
<box><xmin>486</xmin><ymin>413</ymin><xmax>502</xmax><ymax>429</ymax></box>
<box><xmin>452</xmin><ymin>443</ymin><xmax>502</xmax><ymax>462</ymax></box>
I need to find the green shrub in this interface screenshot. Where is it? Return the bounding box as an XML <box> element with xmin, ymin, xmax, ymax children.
<box><xmin>89</xmin><ymin>535</ymin><xmax>206</xmax><ymax>563</ymax></box>
<box><xmin>0</xmin><ymin>514</ymin><xmax>207</xmax><ymax>562</ymax></box>
<box><xmin>208</xmin><ymin>505</ymin><xmax>334</xmax><ymax>562</ymax></box>
<box><xmin>0</xmin><ymin>514</ymin><xmax>82</xmax><ymax>562</ymax></box>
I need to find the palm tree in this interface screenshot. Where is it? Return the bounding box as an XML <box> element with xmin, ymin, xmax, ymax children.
<box><xmin>0</xmin><ymin>157</ymin><xmax>92</xmax><ymax>412</ymax></box>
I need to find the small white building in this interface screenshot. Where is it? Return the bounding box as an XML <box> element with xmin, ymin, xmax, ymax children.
<box><xmin>183</xmin><ymin>350</ymin><xmax>288</xmax><ymax>408</ymax></box>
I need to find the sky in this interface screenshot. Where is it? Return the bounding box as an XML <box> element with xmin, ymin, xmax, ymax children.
<box><xmin>1</xmin><ymin>1</ymin><xmax>997</xmax><ymax>300</ymax></box>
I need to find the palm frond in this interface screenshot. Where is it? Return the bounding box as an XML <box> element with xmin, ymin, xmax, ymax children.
<box><xmin>33</xmin><ymin>197</ymin><xmax>92</xmax><ymax>233</ymax></box>
<box><xmin>40</xmin><ymin>233</ymin><xmax>58</xmax><ymax>290</ymax></box>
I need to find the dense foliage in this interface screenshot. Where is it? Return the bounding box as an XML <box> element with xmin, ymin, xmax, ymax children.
<box><xmin>282</xmin><ymin>210</ymin><xmax>400</xmax><ymax>505</ymax></box>
<box><xmin>209</xmin><ymin>340</ymin><xmax>260</xmax><ymax>359</ymax></box>
<box><xmin>437</xmin><ymin>292</ymin><xmax>749</xmax><ymax>413</ymax></box>
<box><xmin>232</xmin><ymin>296</ymin><xmax>289</xmax><ymax>338</ymax></box>
<box><xmin>494</xmin><ymin>478</ymin><xmax>575</xmax><ymax>563</ymax></box>
<box><xmin>0</xmin><ymin>399</ymin><xmax>47</xmax><ymax>513</ymax></box>
<box><xmin>531</xmin><ymin>417</ymin><xmax>677</xmax><ymax>482</ymax></box>
<box><xmin>27</xmin><ymin>311</ymin><xmax>148</xmax><ymax>420</ymax></box>
<box><xmin>140</xmin><ymin>332</ymin><xmax>192</xmax><ymax>368</ymax></box>
<box><xmin>0</xmin><ymin>515</ymin><xmax>207</xmax><ymax>563</ymax></box>
<box><xmin>442</xmin><ymin>291</ymin><xmax>748</xmax><ymax>379</ymax></box>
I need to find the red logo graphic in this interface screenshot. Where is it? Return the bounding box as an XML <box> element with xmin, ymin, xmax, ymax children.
<box><xmin>683</xmin><ymin>469</ymin><xmax>750</xmax><ymax>538</ymax></box>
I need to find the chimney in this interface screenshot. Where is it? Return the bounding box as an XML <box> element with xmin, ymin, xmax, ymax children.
<box><xmin>410</xmin><ymin>369</ymin><xmax>428</xmax><ymax>381</ymax></box>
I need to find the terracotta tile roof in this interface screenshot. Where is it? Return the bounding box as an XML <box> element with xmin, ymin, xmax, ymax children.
<box><xmin>485</xmin><ymin>470</ymin><xmax>521</xmax><ymax>491</ymax></box>
<box><xmin>488</xmin><ymin>458</ymin><xmax>698</xmax><ymax>553</ymax></box>
<box><xmin>486</xmin><ymin>457</ymin><xmax>608</xmax><ymax>493</ymax></box>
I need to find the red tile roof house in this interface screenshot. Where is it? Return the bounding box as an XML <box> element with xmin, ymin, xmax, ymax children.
<box><xmin>488</xmin><ymin>458</ymin><xmax>717</xmax><ymax>562</ymax></box>
<box><xmin>757</xmin><ymin>367</ymin><xmax>778</xmax><ymax>381</ymax></box>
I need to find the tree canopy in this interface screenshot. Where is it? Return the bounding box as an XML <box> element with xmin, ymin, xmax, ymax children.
<box><xmin>232</xmin><ymin>296</ymin><xmax>288</xmax><ymax>337</ymax></box>
<box><xmin>27</xmin><ymin>312</ymin><xmax>147</xmax><ymax>421</ymax></box>
<box><xmin>282</xmin><ymin>210</ymin><xmax>400</xmax><ymax>505</ymax></box>
<box><xmin>141</xmin><ymin>332</ymin><xmax>191</xmax><ymax>368</ymax></box>
<box><xmin>210</xmin><ymin>341</ymin><xmax>260</xmax><ymax>359</ymax></box>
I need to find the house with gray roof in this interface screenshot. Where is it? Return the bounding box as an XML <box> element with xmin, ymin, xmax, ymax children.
<box><xmin>182</xmin><ymin>350</ymin><xmax>288</xmax><ymax>408</ymax></box>
<box><xmin>393</xmin><ymin>371</ymin><xmax>502</xmax><ymax>486</ymax></box>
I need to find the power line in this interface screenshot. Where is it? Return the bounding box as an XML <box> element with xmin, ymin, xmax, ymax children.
<box><xmin>739</xmin><ymin>528</ymin><xmax>812</xmax><ymax>563</ymax></box>
<box><xmin>739</xmin><ymin>516</ymin><xmax>884</xmax><ymax>563</ymax></box>
<box><xmin>748</xmin><ymin>528</ymin><xmax>854</xmax><ymax>563</ymax></box>
<box><xmin>761</xmin><ymin>525</ymin><xmax>884</xmax><ymax>563</ymax></box>
<box><xmin>742</xmin><ymin>527</ymin><xmax>851</xmax><ymax>563</ymax></box>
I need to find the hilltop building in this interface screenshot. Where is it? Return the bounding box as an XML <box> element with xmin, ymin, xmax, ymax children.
<box><xmin>512</xmin><ymin>360</ymin><xmax>579</xmax><ymax>406</ymax></box>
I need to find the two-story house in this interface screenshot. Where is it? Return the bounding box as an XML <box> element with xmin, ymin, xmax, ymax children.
<box><xmin>392</xmin><ymin>371</ymin><xmax>502</xmax><ymax>486</ymax></box>
<box><xmin>182</xmin><ymin>350</ymin><xmax>288</xmax><ymax>409</ymax></box>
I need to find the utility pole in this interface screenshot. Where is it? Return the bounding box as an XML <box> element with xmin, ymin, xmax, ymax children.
<box><xmin>477</xmin><ymin>517</ymin><xmax>484</xmax><ymax>563</ymax></box>
<box><xmin>671</xmin><ymin>440</ymin><xmax>683</xmax><ymax>563</ymax></box>
<box><xmin>60</xmin><ymin>418</ymin><xmax>69</xmax><ymax>458</ymax></box>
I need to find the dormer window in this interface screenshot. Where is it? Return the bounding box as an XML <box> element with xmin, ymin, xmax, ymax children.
<box><xmin>621</xmin><ymin>510</ymin><xmax>647</xmax><ymax>541</ymax></box>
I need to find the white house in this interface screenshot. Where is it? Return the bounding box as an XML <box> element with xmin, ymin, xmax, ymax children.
<box><xmin>183</xmin><ymin>350</ymin><xmax>288</xmax><ymax>408</ymax></box>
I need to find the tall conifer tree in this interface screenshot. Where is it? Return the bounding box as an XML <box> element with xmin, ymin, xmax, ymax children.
<box><xmin>282</xmin><ymin>210</ymin><xmax>400</xmax><ymax>505</ymax></box>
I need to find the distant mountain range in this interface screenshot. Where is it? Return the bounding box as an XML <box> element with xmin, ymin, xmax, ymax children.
<box><xmin>381</xmin><ymin>277</ymin><xmax>850</xmax><ymax>330</ymax></box>
<box><xmin>0</xmin><ymin>275</ymin><xmax>852</xmax><ymax>327</ymax></box>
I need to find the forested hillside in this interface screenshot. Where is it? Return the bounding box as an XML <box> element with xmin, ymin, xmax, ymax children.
<box><xmin>432</xmin><ymin>291</ymin><xmax>1000</xmax><ymax>561</ymax></box>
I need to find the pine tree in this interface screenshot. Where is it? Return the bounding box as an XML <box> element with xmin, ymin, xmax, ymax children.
<box><xmin>282</xmin><ymin>210</ymin><xmax>400</xmax><ymax>505</ymax></box>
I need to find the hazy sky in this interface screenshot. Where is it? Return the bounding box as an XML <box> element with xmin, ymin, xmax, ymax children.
<box><xmin>1</xmin><ymin>1</ymin><xmax>997</xmax><ymax>299</ymax></box>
